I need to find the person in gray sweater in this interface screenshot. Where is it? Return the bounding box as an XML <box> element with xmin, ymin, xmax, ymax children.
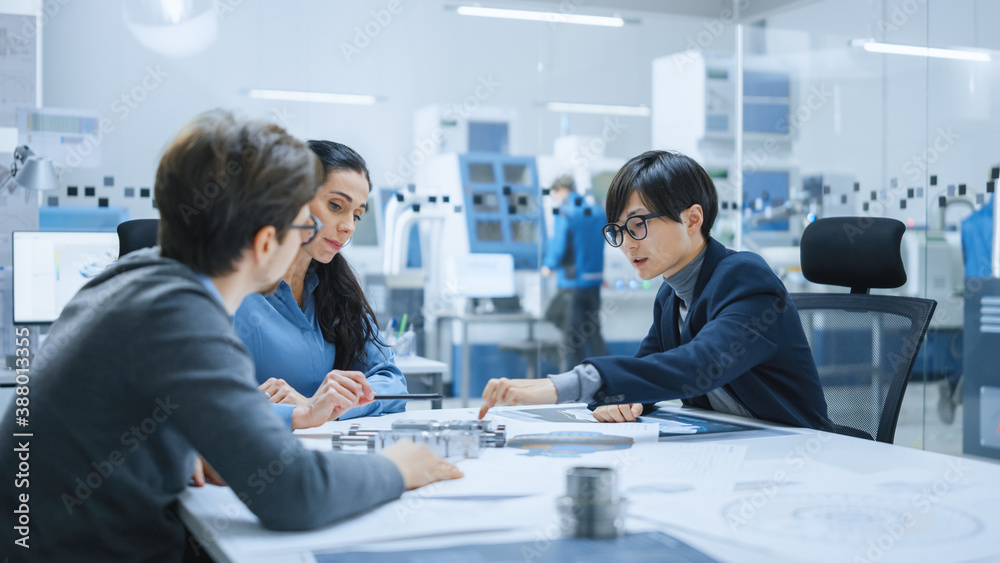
<box><xmin>0</xmin><ymin>110</ymin><xmax>461</xmax><ymax>562</ymax></box>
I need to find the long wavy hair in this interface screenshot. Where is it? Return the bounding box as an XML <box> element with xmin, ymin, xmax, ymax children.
<box><xmin>306</xmin><ymin>140</ymin><xmax>381</xmax><ymax>370</ymax></box>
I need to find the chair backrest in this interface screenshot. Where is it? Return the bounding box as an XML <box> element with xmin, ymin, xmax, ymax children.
<box><xmin>794</xmin><ymin>217</ymin><xmax>936</xmax><ymax>443</ymax></box>
<box><xmin>117</xmin><ymin>219</ymin><xmax>159</xmax><ymax>258</ymax></box>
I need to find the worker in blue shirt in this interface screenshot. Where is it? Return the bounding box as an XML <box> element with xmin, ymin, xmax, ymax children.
<box><xmin>961</xmin><ymin>193</ymin><xmax>993</xmax><ymax>279</ymax></box>
<box><xmin>938</xmin><ymin>177</ymin><xmax>997</xmax><ymax>423</ymax></box>
<box><xmin>235</xmin><ymin>141</ymin><xmax>407</xmax><ymax>428</ymax></box>
<box><xmin>479</xmin><ymin>150</ymin><xmax>831</xmax><ymax>431</ymax></box>
<box><xmin>542</xmin><ymin>175</ymin><xmax>609</xmax><ymax>369</ymax></box>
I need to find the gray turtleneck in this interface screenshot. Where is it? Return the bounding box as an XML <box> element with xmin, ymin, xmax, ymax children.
<box><xmin>665</xmin><ymin>245</ymin><xmax>753</xmax><ymax>418</ymax></box>
<box><xmin>664</xmin><ymin>244</ymin><xmax>706</xmax><ymax>326</ymax></box>
<box><xmin>551</xmin><ymin>244</ymin><xmax>754</xmax><ymax>419</ymax></box>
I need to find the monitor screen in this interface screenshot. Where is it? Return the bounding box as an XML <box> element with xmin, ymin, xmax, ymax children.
<box><xmin>13</xmin><ymin>231</ymin><xmax>119</xmax><ymax>324</ymax></box>
<box><xmin>349</xmin><ymin>193</ymin><xmax>379</xmax><ymax>247</ymax></box>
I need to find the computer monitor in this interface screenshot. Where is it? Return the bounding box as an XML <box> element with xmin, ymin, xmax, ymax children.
<box><xmin>13</xmin><ymin>231</ymin><xmax>119</xmax><ymax>324</ymax></box>
<box><xmin>350</xmin><ymin>192</ymin><xmax>380</xmax><ymax>247</ymax></box>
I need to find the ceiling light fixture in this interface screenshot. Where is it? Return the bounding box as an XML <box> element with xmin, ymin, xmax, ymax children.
<box><xmin>850</xmin><ymin>39</ymin><xmax>990</xmax><ymax>62</ymax></box>
<box><xmin>456</xmin><ymin>6</ymin><xmax>624</xmax><ymax>27</ymax></box>
<box><xmin>545</xmin><ymin>102</ymin><xmax>650</xmax><ymax>117</ymax></box>
<box><xmin>246</xmin><ymin>89</ymin><xmax>377</xmax><ymax>105</ymax></box>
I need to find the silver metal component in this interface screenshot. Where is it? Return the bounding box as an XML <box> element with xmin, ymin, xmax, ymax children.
<box><xmin>330</xmin><ymin>420</ymin><xmax>506</xmax><ymax>459</ymax></box>
<box><xmin>557</xmin><ymin>467</ymin><xmax>626</xmax><ymax>539</ymax></box>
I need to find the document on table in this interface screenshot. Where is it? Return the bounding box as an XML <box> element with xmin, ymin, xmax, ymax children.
<box><xmin>489</xmin><ymin>405</ymin><xmax>601</xmax><ymax>423</ymax></box>
<box><xmin>621</xmin><ymin>443</ymin><xmax>748</xmax><ymax>496</ymax></box>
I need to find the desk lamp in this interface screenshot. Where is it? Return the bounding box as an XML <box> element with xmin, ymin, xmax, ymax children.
<box><xmin>1</xmin><ymin>145</ymin><xmax>60</xmax><ymax>199</ymax></box>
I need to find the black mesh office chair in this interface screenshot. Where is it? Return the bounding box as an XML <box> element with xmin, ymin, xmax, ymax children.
<box><xmin>792</xmin><ymin>217</ymin><xmax>936</xmax><ymax>443</ymax></box>
<box><xmin>116</xmin><ymin>219</ymin><xmax>159</xmax><ymax>257</ymax></box>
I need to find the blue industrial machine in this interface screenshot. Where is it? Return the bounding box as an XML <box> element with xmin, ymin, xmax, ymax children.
<box><xmin>459</xmin><ymin>153</ymin><xmax>544</xmax><ymax>270</ymax></box>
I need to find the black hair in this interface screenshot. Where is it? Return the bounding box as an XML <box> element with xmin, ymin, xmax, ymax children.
<box><xmin>306</xmin><ymin>140</ymin><xmax>381</xmax><ymax>370</ymax></box>
<box><xmin>605</xmin><ymin>150</ymin><xmax>718</xmax><ymax>240</ymax></box>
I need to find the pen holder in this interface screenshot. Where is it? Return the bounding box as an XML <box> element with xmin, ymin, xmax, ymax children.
<box><xmin>556</xmin><ymin>466</ymin><xmax>626</xmax><ymax>539</ymax></box>
<box><xmin>393</xmin><ymin>329</ymin><xmax>416</xmax><ymax>357</ymax></box>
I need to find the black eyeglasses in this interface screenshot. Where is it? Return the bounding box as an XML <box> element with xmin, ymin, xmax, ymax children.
<box><xmin>602</xmin><ymin>212</ymin><xmax>666</xmax><ymax>247</ymax></box>
<box><xmin>288</xmin><ymin>214</ymin><xmax>323</xmax><ymax>247</ymax></box>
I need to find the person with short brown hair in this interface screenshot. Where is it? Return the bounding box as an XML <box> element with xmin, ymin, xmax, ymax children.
<box><xmin>0</xmin><ymin>110</ymin><xmax>460</xmax><ymax>562</ymax></box>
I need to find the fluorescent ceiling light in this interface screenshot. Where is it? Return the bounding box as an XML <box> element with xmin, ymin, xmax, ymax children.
<box><xmin>545</xmin><ymin>102</ymin><xmax>650</xmax><ymax>117</ymax></box>
<box><xmin>246</xmin><ymin>89</ymin><xmax>377</xmax><ymax>105</ymax></box>
<box><xmin>851</xmin><ymin>39</ymin><xmax>991</xmax><ymax>62</ymax></box>
<box><xmin>456</xmin><ymin>6</ymin><xmax>624</xmax><ymax>27</ymax></box>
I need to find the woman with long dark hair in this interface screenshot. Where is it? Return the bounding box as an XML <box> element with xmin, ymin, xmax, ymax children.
<box><xmin>235</xmin><ymin>140</ymin><xmax>406</xmax><ymax>427</ymax></box>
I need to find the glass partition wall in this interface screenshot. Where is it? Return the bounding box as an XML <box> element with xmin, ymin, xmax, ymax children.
<box><xmin>738</xmin><ymin>0</ymin><xmax>999</xmax><ymax>460</ymax></box>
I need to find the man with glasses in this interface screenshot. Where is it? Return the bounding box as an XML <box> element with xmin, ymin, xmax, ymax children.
<box><xmin>479</xmin><ymin>150</ymin><xmax>831</xmax><ymax>432</ymax></box>
<box><xmin>289</xmin><ymin>213</ymin><xmax>323</xmax><ymax>245</ymax></box>
<box><xmin>542</xmin><ymin>175</ymin><xmax>609</xmax><ymax>371</ymax></box>
<box><xmin>0</xmin><ymin>111</ymin><xmax>461</xmax><ymax>561</ymax></box>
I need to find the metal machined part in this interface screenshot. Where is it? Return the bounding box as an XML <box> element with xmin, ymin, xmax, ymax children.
<box><xmin>557</xmin><ymin>466</ymin><xmax>626</xmax><ymax>539</ymax></box>
<box><xmin>330</xmin><ymin>419</ymin><xmax>506</xmax><ymax>458</ymax></box>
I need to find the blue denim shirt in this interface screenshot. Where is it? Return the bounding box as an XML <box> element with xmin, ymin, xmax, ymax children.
<box><xmin>234</xmin><ymin>267</ymin><xmax>407</xmax><ymax>427</ymax></box>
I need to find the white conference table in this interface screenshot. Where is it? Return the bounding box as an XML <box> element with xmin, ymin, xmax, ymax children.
<box><xmin>392</xmin><ymin>355</ymin><xmax>449</xmax><ymax>409</ymax></box>
<box><xmin>178</xmin><ymin>404</ymin><xmax>1000</xmax><ymax>563</ymax></box>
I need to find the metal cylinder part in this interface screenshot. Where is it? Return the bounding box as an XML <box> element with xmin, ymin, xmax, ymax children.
<box><xmin>558</xmin><ymin>466</ymin><xmax>625</xmax><ymax>539</ymax></box>
<box><xmin>566</xmin><ymin>466</ymin><xmax>617</xmax><ymax>503</ymax></box>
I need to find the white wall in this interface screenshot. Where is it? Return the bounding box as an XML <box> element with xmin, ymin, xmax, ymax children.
<box><xmin>43</xmin><ymin>0</ymin><xmax>734</xmax><ymax>219</ymax></box>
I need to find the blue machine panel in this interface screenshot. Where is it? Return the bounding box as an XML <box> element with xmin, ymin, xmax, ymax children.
<box><xmin>742</xmin><ymin>170</ymin><xmax>790</xmax><ymax>231</ymax></box>
<box><xmin>468</xmin><ymin>121</ymin><xmax>509</xmax><ymax>154</ymax></box>
<box><xmin>459</xmin><ymin>154</ymin><xmax>544</xmax><ymax>269</ymax></box>
<box><xmin>743</xmin><ymin>71</ymin><xmax>790</xmax><ymax>135</ymax></box>
<box><xmin>964</xmin><ymin>283</ymin><xmax>1000</xmax><ymax>459</ymax></box>
<box><xmin>39</xmin><ymin>206</ymin><xmax>130</xmax><ymax>232</ymax></box>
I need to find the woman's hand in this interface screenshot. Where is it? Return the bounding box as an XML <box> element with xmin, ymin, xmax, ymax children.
<box><xmin>190</xmin><ymin>456</ymin><xmax>226</xmax><ymax>487</ymax></box>
<box><xmin>290</xmin><ymin>370</ymin><xmax>375</xmax><ymax>429</ymax></box>
<box><xmin>258</xmin><ymin>378</ymin><xmax>307</xmax><ymax>406</ymax></box>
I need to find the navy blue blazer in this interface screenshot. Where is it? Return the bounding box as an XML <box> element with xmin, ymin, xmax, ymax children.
<box><xmin>586</xmin><ymin>238</ymin><xmax>833</xmax><ymax>431</ymax></box>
